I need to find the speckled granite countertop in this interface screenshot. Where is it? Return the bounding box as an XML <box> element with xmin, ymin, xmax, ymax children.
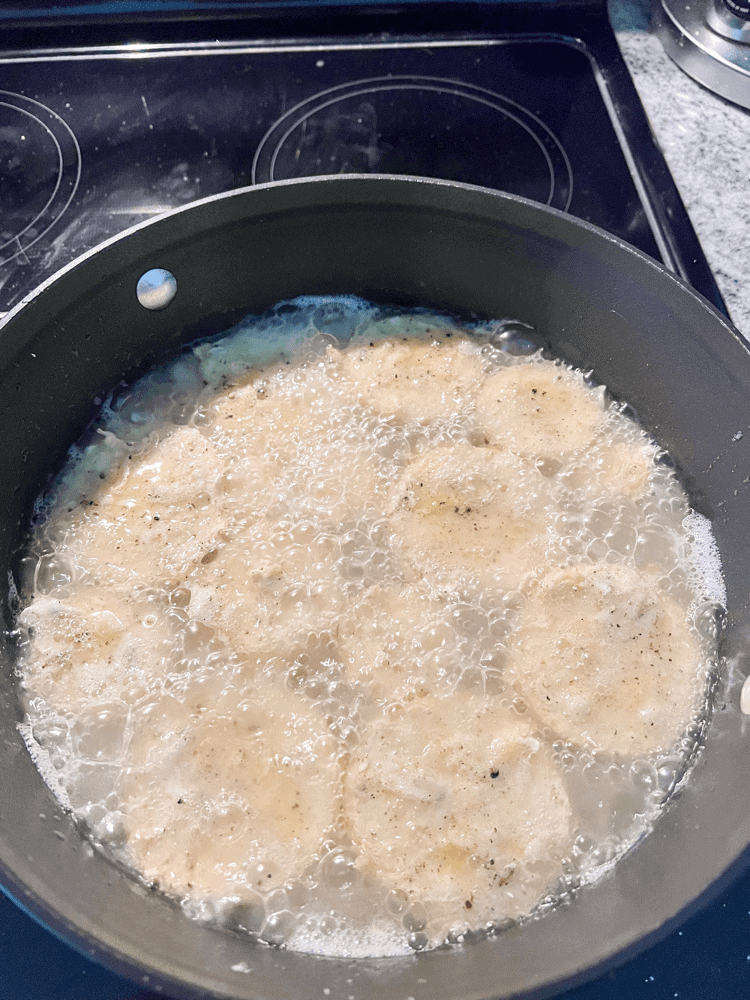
<box><xmin>611</xmin><ymin>0</ymin><xmax>750</xmax><ymax>338</ymax></box>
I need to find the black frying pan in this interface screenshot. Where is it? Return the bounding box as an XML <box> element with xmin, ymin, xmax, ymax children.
<box><xmin>1</xmin><ymin>175</ymin><xmax>749</xmax><ymax>1000</ymax></box>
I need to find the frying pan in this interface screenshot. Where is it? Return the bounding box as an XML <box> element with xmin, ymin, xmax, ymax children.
<box><xmin>1</xmin><ymin>175</ymin><xmax>749</xmax><ymax>1000</ymax></box>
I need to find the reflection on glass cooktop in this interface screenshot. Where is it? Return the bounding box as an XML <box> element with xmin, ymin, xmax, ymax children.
<box><xmin>0</xmin><ymin>38</ymin><xmax>660</xmax><ymax>314</ymax></box>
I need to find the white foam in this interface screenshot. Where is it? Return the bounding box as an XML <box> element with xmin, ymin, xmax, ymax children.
<box><xmin>287</xmin><ymin>921</ymin><xmax>412</xmax><ymax>958</ymax></box>
<box><xmin>17</xmin><ymin>721</ymin><xmax>72</xmax><ymax>811</ymax></box>
<box><xmin>682</xmin><ymin>510</ymin><xmax>727</xmax><ymax>607</ymax></box>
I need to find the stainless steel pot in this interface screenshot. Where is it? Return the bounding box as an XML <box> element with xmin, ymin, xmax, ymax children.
<box><xmin>1</xmin><ymin>175</ymin><xmax>749</xmax><ymax>1000</ymax></box>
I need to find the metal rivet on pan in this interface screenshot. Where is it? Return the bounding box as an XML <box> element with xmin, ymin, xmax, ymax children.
<box><xmin>136</xmin><ymin>268</ymin><xmax>177</xmax><ymax>310</ymax></box>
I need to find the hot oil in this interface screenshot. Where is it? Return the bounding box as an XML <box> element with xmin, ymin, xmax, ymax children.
<box><xmin>14</xmin><ymin>297</ymin><xmax>724</xmax><ymax>957</ymax></box>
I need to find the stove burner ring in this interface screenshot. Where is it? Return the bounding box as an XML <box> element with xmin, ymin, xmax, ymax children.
<box><xmin>253</xmin><ymin>75</ymin><xmax>573</xmax><ymax>212</ymax></box>
<box><xmin>0</xmin><ymin>92</ymin><xmax>81</xmax><ymax>267</ymax></box>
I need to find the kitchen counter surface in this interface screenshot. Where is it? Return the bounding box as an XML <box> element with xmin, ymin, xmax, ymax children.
<box><xmin>612</xmin><ymin>0</ymin><xmax>750</xmax><ymax>338</ymax></box>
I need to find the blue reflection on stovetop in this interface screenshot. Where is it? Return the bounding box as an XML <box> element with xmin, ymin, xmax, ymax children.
<box><xmin>2</xmin><ymin>868</ymin><xmax>750</xmax><ymax>1000</ymax></box>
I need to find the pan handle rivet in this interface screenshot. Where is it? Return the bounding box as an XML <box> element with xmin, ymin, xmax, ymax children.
<box><xmin>136</xmin><ymin>268</ymin><xmax>177</xmax><ymax>310</ymax></box>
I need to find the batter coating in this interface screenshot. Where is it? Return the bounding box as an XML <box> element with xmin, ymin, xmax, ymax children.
<box><xmin>207</xmin><ymin>366</ymin><xmax>392</xmax><ymax>524</ymax></box>
<box><xmin>50</xmin><ymin>426</ymin><xmax>229</xmax><ymax>585</ymax></box>
<box><xmin>19</xmin><ymin>590</ymin><xmax>157</xmax><ymax>715</ymax></box>
<box><xmin>345</xmin><ymin>693</ymin><xmax>573</xmax><ymax>943</ymax></box>
<box><xmin>339</xmin><ymin>582</ymin><xmax>484</xmax><ymax>703</ymax></box>
<box><xmin>506</xmin><ymin>562</ymin><xmax>706</xmax><ymax>755</ymax></box>
<box><xmin>387</xmin><ymin>442</ymin><xmax>553</xmax><ymax>590</ymax></box>
<box><xmin>17</xmin><ymin>303</ymin><xmax>720</xmax><ymax>955</ymax></box>
<box><xmin>333</xmin><ymin>336</ymin><xmax>485</xmax><ymax>424</ymax></box>
<box><xmin>120</xmin><ymin>675</ymin><xmax>343</xmax><ymax>896</ymax></box>
<box><xmin>474</xmin><ymin>362</ymin><xmax>604</xmax><ymax>460</ymax></box>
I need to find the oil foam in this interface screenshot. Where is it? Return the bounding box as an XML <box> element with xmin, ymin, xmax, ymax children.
<box><xmin>15</xmin><ymin>297</ymin><xmax>724</xmax><ymax>955</ymax></box>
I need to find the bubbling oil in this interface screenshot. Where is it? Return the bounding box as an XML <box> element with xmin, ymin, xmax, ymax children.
<box><xmin>14</xmin><ymin>297</ymin><xmax>724</xmax><ymax>958</ymax></box>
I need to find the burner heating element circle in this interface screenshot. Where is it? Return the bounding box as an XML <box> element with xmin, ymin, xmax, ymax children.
<box><xmin>0</xmin><ymin>92</ymin><xmax>81</xmax><ymax>267</ymax></box>
<box><xmin>252</xmin><ymin>76</ymin><xmax>573</xmax><ymax>211</ymax></box>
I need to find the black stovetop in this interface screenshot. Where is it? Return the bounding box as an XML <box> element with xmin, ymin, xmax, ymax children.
<box><xmin>0</xmin><ymin>0</ymin><xmax>727</xmax><ymax>317</ymax></box>
<box><xmin>0</xmin><ymin>2</ymin><xmax>742</xmax><ymax>998</ymax></box>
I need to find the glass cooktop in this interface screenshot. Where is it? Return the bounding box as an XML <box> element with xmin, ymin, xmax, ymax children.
<box><xmin>0</xmin><ymin>2</ymin><xmax>727</xmax><ymax>316</ymax></box>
